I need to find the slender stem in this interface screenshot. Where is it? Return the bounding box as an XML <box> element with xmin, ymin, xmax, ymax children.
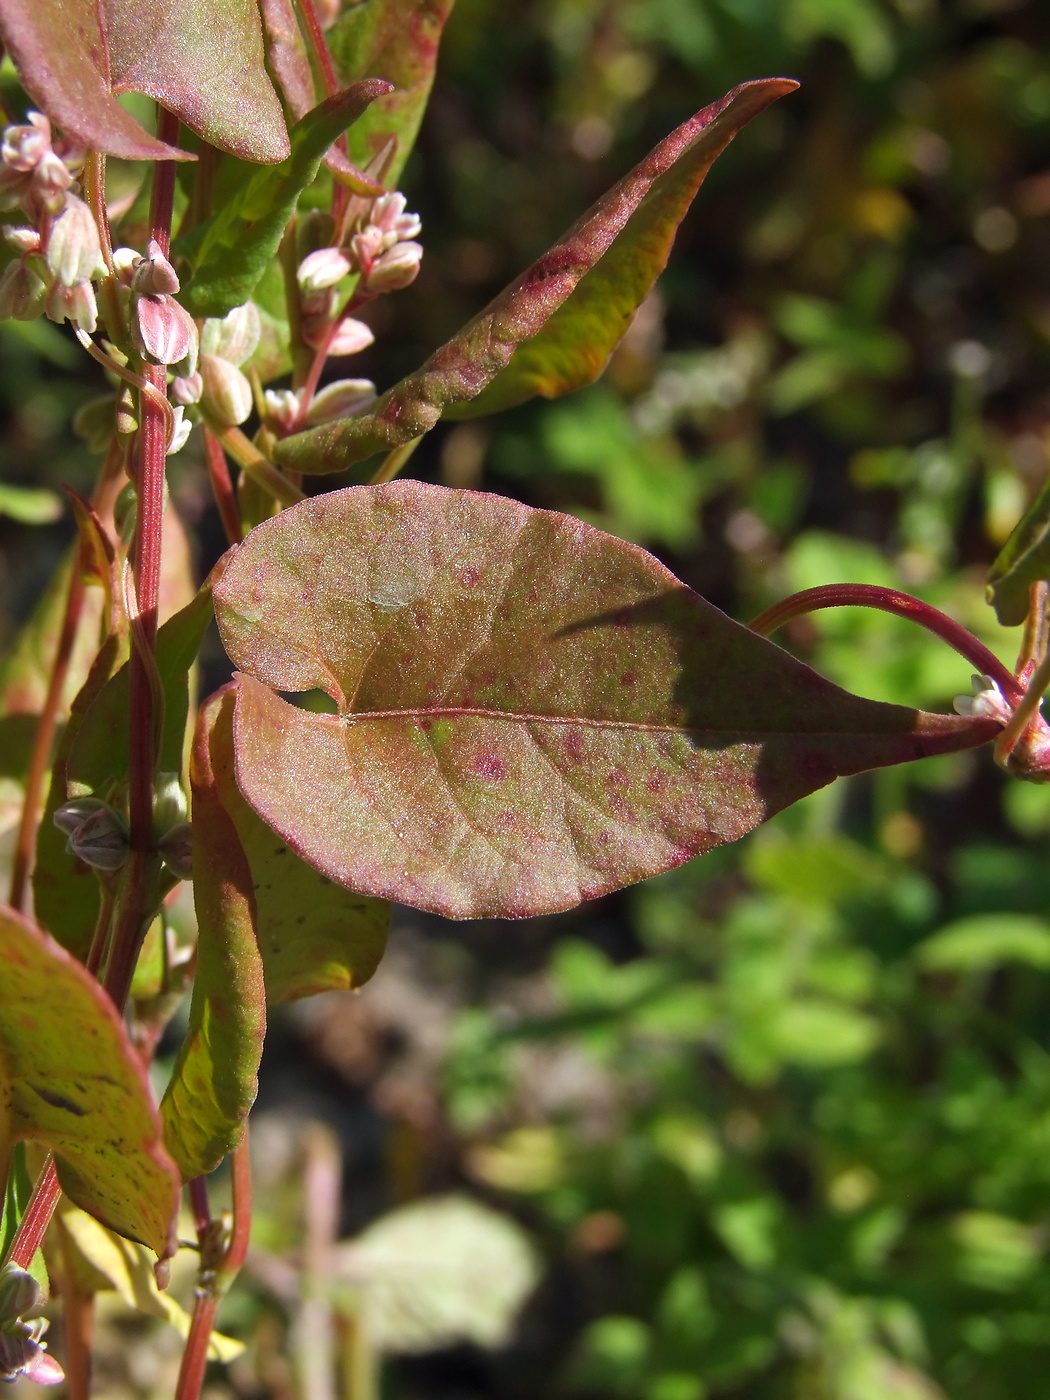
<box><xmin>202</xmin><ymin>427</ymin><xmax>243</xmax><ymax>544</ymax></box>
<box><xmin>84</xmin><ymin>882</ymin><xmax>117</xmax><ymax>977</ymax></box>
<box><xmin>84</xmin><ymin>152</ymin><xmax>114</xmax><ymax>274</ymax></box>
<box><xmin>747</xmin><ymin>583</ymin><xmax>1025</xmax><ymax>705</ymax></box>
<box><xmin>220</xmin><ymin>1133</ymin><xmax>253</xmax><ymax>1286</ymax></box>
<box><xmin>368</xmin><ymin>435</ymin><xmax>422</xmax><ymax>485</ymax></box>
<box><xmin>216</xmin><ymin>426</ymin><xmax>304</xmax><ymax>505</ymax></box>
<box><xmin>174</xmin><ymin>1292</ymin><xmax>219</xmax><ymax>1400</ymax></box>
<box><xmin>5</xmin><ymin>1158</ymin><xmax>59</xmax><ymax>1270</ymax></box>
<box><xmin>7</xmin><ymin>562</ymin><xmax>85</xmax><ymax>912</ymax></box>
<box><xmin>295</xmin><ymin>287</ymin><xmax>376</xmax><ymax>426</ymax></box>
<box><xmin>60</xmin><ymin>1285</ymin><xmax>94</xmax><ymax>1400</ymax></box>
<box><xmin>189</xmin><ymin>1177</ymin><xmax>211</xmax><ymax>1240</ymax></box>
<box><xmin>295</xmin><ymin>0</ymin><xmax>350</xmax><ymax>224</ymax></box>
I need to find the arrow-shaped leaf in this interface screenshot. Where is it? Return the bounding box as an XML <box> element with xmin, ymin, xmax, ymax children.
<box><xmin>0</xmin><ymin>0</ymin><xmax>288</xmax><ymax>163</ymax></box>
<box><xmin>213</xmin><ymin>482</ymin><xmax>995</xmax><ymax>920</ymax></box>
<box><xmin>0</xmin><ymin>905</ymin><xmax>180</xmax><ymax>1255</ymax></box>
<box><xmin>177</xmin><ymin>80</ymin><xmax>393</xmax><ymax>319</ymax></box>
<box><xmin>273</xmin><ymin>78</ymin><xmax>797</xmax><ymax>477</ymax></box>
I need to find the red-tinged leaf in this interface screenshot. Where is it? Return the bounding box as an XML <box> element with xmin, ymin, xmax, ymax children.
<box><xmin>214</xmin><ymin>482</ymin><xmax>996</xmax><ymax>920</ymax></box>
<box><xmin>160</xmin><ymin>687</ymin><xmax>265</xmax><ymax>1181</ymax></box>
<box><xmin>208</xmin><ymin>686</ymin><xmax>388</xmax><ymax>1003</ymax></box>
<box><xmin>273</xmin><ymin>78</ymin><xmax>796</xmax><ymax>476</ymax></box>
<box><xmin>326</xmin><ymin>0</ymin><xmax>457</xmax><ymax>186</ymax></box>
<box><xmin>0</xmin><ymin>0</ymin><xmax>288</xmax><ymax>164</ymax></box>
<box><xmin>0</xmin><ymin>905</ymin><xmax>180</xmax><ymax>1255</ymax></box>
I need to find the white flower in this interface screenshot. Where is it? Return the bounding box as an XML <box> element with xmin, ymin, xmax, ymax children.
<box><xmin>167</xmin><ymin>406</ymin><xmax>193</xmax><ymax>455</ymax></box>
<box><xmin>953</xmin><ymin>673</ymin><xmax>1012</xmax><ymax>724</ymax></box>
<box><xmin>263</xmin><ymin>387</ymin><xmax>302</xmax><ymax>433</ymax></box>
<box><xmin>297</xmin><ymin>246</ymin><xmax>353</xmax><ymax>294</ymax></box>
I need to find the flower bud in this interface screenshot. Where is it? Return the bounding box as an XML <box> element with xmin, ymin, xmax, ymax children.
<box><xmin>168</xmin><ymin>406</ymin><xmax>193</xmax><ymax>455</ymax></box>
<box><xmin>46</xmin><ymin>195</ymin><xmax>103</xmax><ymax>286</ymax></box>
<box><xmin>158</xmin><ymin>822</ymin><xmax>193</xmax><ymax>880</ymax></box>
<box><xmin>111</xmin><ymin>246</ymin><xmax>141</xmax><ymax>285</ymax></box>
<box><xmin>297</xmin><ymin>246</ymin><xmax>353</xmax><ymax>294</ymax></box>
<box><xmin>200</xmin><ymin>301</ymin><xmax>261</xmax><ymax>366</ymax></box>
<box><xmin>53</xmin><ymin>796</ymin><xmax>110</xmax><ymax>837</ymax></box>
<box><xmin>307</xmin><ymin>378</ymin><xmax>376</xmax><ymax>425</ymax></box>
<box><xmin>115</xmin><ymin>385</ymin><xmax>138</xmax><ymax>437</ymax></box>
<box><xmin>263</xmin><ymin>387</ymin><xmax>302</xmax><ymax>434</ymax></box>
<box><xmin>45</xmin><ymin>278</ymin><xmax>99</xmax><ymax>334</ymax></box>
<box><xmin>133</xmin><ymin>239</ymin><xmax>180</xmax><ymax>296</ymax></box>
<box><xmin>199</xmin><ymin>354</ymin><xmax>254</xmax><ymax>426</ymax></box>
<box><xmin>171</xmin><ymin>369</ymin><xmax>203</xmax><ymax>406</ymax></box>
<box><xmin>0</xmin><ymin>1265</ymin><xmax>39</xmax><ymax>1323</ymax></box>
<box><xmin>350</xmin><ymin>225</ymin><xmax>385</xmax><ymax>274</ymax></box>
<box><xmin>370</xmin><ymin>191</ymin><xmax>422</xmax><ymax>243</ymax></box>
<box><xmin>134</xmin><ymin>292</ymin><xmax>198</xmax><ymax>366</ymax></box>
<box><xmin>305</xmin><ymin>316</ymin><xmax>374</xmax><ymax>357</ymax></box>
<box><xmin>3</xmin><ymin>226</ymin><xmax>39</xmax><ymax>254</ymax></box>
<box><xmin>1</xmin><ymin>113</ymin><xmax>50</xmax><ymax>173</ymax></box>
<box><xmin>364</xmin><ymin>240</ymin><xmax>423</xmax><ymax>293</ymax></box>
<box><xmin>0</xmin><ymin>259</ymin><xmax>47</xmax><ymax>321</ymax></box>
<box><xmin>66</xmin><ymin>804</ymin><xmax>129</xmax><ymax>871</ymax></box>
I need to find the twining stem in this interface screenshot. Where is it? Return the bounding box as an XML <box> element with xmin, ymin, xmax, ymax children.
<box><xmin>175</xmin><ymin>1135</ymin><xmax>253</xmax><ymax>1400</ymax></box>
<box><xmin>747</xmin><ymin>583</ymin><xmax>1025</xmax><ymax>706</ymax></box>
<box><xmin>202</xmin><ymin>427</ymin><xmax>243</xmax><ymax>545</ymax></box>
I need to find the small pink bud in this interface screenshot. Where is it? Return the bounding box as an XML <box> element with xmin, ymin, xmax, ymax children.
<box><xmin>46</xmin><ymin>194</ymin><xmax>103</xmax><ymax>286</ymax></box>
<box><xmin>21</xmin><ymin>1350</ymin><xmax>65</xmax><ymax>1386</ymax></box>
<box><xmin>1</xmin><ymin>113</ymin><xmax>50</xmax><ymax>172</ymax></box>
<box><xmin>45</xmin><ymin>278</ymin><xmax>98</xmax><ymax>334</ymax></box>
<box><xmin>33</xmin><ymin>151</ymin><xmax>74</xmax><ymax>214</ymax></box>
<box><xmin>325</xmin><ymin>316</ymin><xmax>376</xmax><ymax>357</ymax></box>
<box><xmin>0</xmin><ymin>259</ymin><xmax>47</xmax><ymax>320</ymax></box>
<box><xmin>364</xmin><ymin>240</ymin><xmax>423</xmax><ymax>293</ymax></box>
<box><xmin>307</xmin><ymin>378</ymin><xmax>376</xmax><ymax>424</ymax></box>
<box><xmin>370</xmin><ymin>192</ymin><xmax>422</xmax><ymax>243</ymax></box>
<box><xmin>134</xmin><ymin>292</ymin><xmax>198</xmax><ymax>366</ymax></box>
<box><xmin>297</xmin><ymin>246</ymin><xmax>353</xmax><ymax>294</ymax></box>
<box><xmin>200</xmin><ymin>301</ymin><xmax>261</xmax><ymax>366</ymax></box>
<box><xmin>66</xmin><ymin>805</ymin><xmax>129</xmax><ymax>870</ymax></box>
<box><xmin>199</xmin><ymin>353</ymin><xmax>254</xmax><ymax>426</ymax></box>
<box><xmin>263</xmin><ymin>387</ymin><xmax>302</xmax><ymax>433</ymax></box>
<box><xmin>3</xmin><ymin>226</ymin><xmax>39</xmax><ymax>254</ymax></box>
<box><xmin>350</xmin><ymin>225</ymin><xmax>385</xmax><ymax>275</ymax></box>
<box><xmin>133</xmin><ymin>239</ymin><xmax>180</xmax><ymax>296</ymax></box>
<box><xmin>158</xmin><ymin>821</ymin><xmax>193</xmax><ymax>879</ymax></box>
<box><xmin>112</xmin><ymin>246</ymin><xmax>142</xmax><ymax>285</ymax></box>
<box><xmin>171</xmin><ymin>370</ymin><xmax>203</xmax><ymax>406</ymax></box>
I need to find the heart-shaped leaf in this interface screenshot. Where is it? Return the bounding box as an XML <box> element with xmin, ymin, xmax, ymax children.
<box><xmin>160</xmin><ymin>688</ymin><xmax>265</xmax><ymax>1181</ymax></box>
<box><xmin>986</xmin><ymin>473</ymin><xmax>1050</xmax><ymax>626</ymax></box>
<box><xmin>205</xmin><ymin>688</ymin><xmax>389</xmax><ymax>1003</ymax></box>
<box><xmin>273</xmin><ymin>78</ymin><xmax>797</xmax><ymax>476</ymax></box>
<box><xmin>0</xmin><ymin>0</ymin><xmax>288</xmax><ymax>163</ymax></box>
<box><xmin>0</xmin><ymin>905</ymin><xmax>180</xmax><ymax>1255</ymax></box>
<box><xmin>178</xmin><ymin>81</ymin><xmax>393</xmax><ymax>319</ymax></box>
<box><xmin>213</xmin><ymin>482</ymin><xmax>994</xmax><ymax>920</ymax></box>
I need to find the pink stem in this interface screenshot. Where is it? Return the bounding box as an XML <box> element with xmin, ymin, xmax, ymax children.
<box><xmin>747</xmin><ymin>583</ymin><xmax>1024</xmax><ymax>705</ymax></box>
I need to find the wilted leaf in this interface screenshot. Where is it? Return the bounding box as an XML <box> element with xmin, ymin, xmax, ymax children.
<box><xmin>274</xmin><ymin>78</ymin><xmax>797</xmax><ymax>476</ymax></box>
<box><xmin>986</xmin><ymin>474</ymin><xmax>1050</xmax><ymax>626</ymax></box>
<box><xmin>177</xmin><ymin>81</ymin><xmax>391</xmax><ymax>318</ymax></box>
<box><xmin>334</xmin><ymin>1195</ymin><xmax>540</xmax><ymax>1353</ymax></box>
<box><xmin>916</xmin><ymin>914</ymin><xmax>1050</xmax><ymax>972</ymax></box>
<box><xmin>160</xmin><ymin>688</ymin><xmax>265</xmax><ymax>1181</ymax></box>
<box><xmin>0</xmin><ymin>905</ymin><xmax>179</xmax><ymax>1255</ymax></box>
<box><xmin>214</xmin><ymin>481</ymin><xmax>994</xmax><ymax>920</ymax></box>
<box><xmin>0</xmin><ymin>0</ymin><xmax>287</xmax><ymax>163</ymax></box>
<box><xmin>206</xmin><ymin>688</ymin><xmax>388</xmax><ymax>1003</ymax></box>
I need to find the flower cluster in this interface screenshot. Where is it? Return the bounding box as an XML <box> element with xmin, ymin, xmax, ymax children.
<box><xmin>0</xmin><ymin>1264</ymin><xmax>63</xmax><ymax>1387</ymax></box>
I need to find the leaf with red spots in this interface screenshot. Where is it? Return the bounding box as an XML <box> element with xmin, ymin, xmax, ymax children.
<box><xmin>0</xmin><ymin>0</ymin><xmax>288</xmax><ymax>164</ymax></box>
<box><xmin>0</xmin><ymin>905</ymin><xmax>180</xmax><ymax>1255</ymax></box>
<box><xmin>213</xmin><ymin>482</ymin><xmax>996</xmax><ymax>921</ymax></box>
<box><xmin>274</xmin><ymin>78</ymin><xmax>797</xmax><ymax>477</ymax></box>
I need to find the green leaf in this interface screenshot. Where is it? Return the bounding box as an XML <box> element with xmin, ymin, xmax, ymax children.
<box><xmin>916</xmin><ymin>914</ymin><xmax>1050</xmax><ymax>972</ymax></box>
<box><xmin>177</xmin><ymin>81</ymin><xmax>393</xmax><ymax>319</ymax></box>
<box><xmin>213</xmin><ymin>481</ymin><xmax>994</xmax><ymax>920</ymax></box>
<box><xmin>273</xmin><ymin>78</ymin><xmax>798</xmax><ymax>476</ymax></box>
<box><xmin>160</xmin><ymin>688</ymin><xmax>266</xmax><ymax>1181</ymax></box>
<box><xmin>327</xmin><ymin>0</ymin><xmax>458</xmax><ymax>187</ymax></box>
<box><xmin>0</xmin><ymin>482</ymin><xmax>62</xmax><ymax>525</ymax></box>
<box><xmin>333</xmin><ymin>1195</ymin><xmax>540</xmax><ymax>1353</ymax></box>
<box><xmin>0</xmin><ymin>905</ymin><xmax>180</xmax><ymax>1256</ymax></box>
<box><xmin>0</xmin><ymin>0</ymin><xmax>288</xmax><ymax>163</ymax></box>
<box><xmin>986</xmin><ymin>473</ymin><xmax>1050</xmax><ymax>626</ymax></box>
<box><xmin>206</xmin><ymin>688</ymin><xmax>388</xmax><ymax>1003</ymax></box>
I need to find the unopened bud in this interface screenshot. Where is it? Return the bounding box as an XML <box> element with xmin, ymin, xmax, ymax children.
<box><xmin>134</xmin><ymin>292</ymin><xmax>198</xmax><ymax>366</ymax></box>
<box><xmin>45</xmin><ymin>278</ymin><xmax>98</xmax><ymax>334</ymax></box>
<box><xmin>171</xmin><ymin>370</ymin><xmax>203</xmax><ymax>406</ymax></box>
<box><xmin>350</xmin><ymin>225</ymin><xmax>385</xmax><ymax>274</ymax></box>
<box><xmin>1</xmin><ymin>113</ymin><xmax>50</xmax><ymax>173</ymax></box>
<box><xmin>0</xmin><ymin>1265</ymin><xmax>39</xmax><ymax>1323</ymax></box>
<box><xmin>307</xmin><ymin>377</ymin><xmax>376</xmax><ymax>425</ymax></box>
<box><xmin>305</xmin><ymin>315</ymin><xmax>374</xmax><ymax>357</ymax></box>
<box><xmin>158</xmin><ymin>822</ymin><xmax>193</xmax><ymax>880</ymax></box>
<box><xmin>133</xmin><ymin>239</ymin><xmax>180</xmax><ymax>296</ymax></box>
<box><xmin>264</xmin><ymin>387</ymin><xmax>302</xmax><ymax>433</ymax></box>
<box><xmin>370</xmin><ymin>191</ymin><xmax>421</xmax><ymax>243</ymax></box>
<box><xmin>111</xmin><ymin>246</ymin><xmax>141</xmax><ymax>285</ymax></box>
<box><xmin>66</xmin><ymin>804</ymin><xmax>129</xmax><ymax>871</ymax></box>
<box><xmin>199</xmin><ymin>353</ymin><xmax>253</xmax><ymax>426</ymax></box>
<box><xmin>3</xmin><ymin>226</ymin><xmax>39</xmax><ymax>254</ymax></box>
<box><xmin>115</xmin><ymin>384</ymin><xmax>138</xmax><ymax>436</ymax></box>
<box><xmin>200</xmin><ymin>301</ymin><xmax>261</xmax><ymax>366</ymax></box>
<box><xmin>46</xmin><ymin>195</ymin><xmax>103</xmax><ymax>286</ymax></box>
<box><xmin>297</xmin><ymin>246</ymin><xmax>353</xmax><ymax>294</ymax></box>
<box><xmin>0</xmin><ymin>259</ymin><xmax>47</xmax><ymax>320</ymax></box>
<box><xmin>365</xmin><ymin>240</ymin><xmax>422</xmax><ymax>293</ymax></box>
<box><xmin>53</xmin><ymin>796</ymin><xmax>110</xmax><ymax>837</ymax></box>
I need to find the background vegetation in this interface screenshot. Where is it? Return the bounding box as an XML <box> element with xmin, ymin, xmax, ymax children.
<box><xmin>5</xmin><ymin>0</ymin><xmax>1050</xmax><ymax>1396</ymax></box>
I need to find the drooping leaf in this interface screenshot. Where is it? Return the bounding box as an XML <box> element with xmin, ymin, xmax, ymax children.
<box><xmin>0</xmin><ymin>905</ymin><xmax>180</xmax><ymax>1255</ymax></box>
<box><xmin>177</xmin><ymin>81</ymin><xmax>393</xmax><ymax>318</ymax></box>
<box><xmin>213</xmin><ymin>482</ymin><xmax>995</xmax><ymax>920</ymax></box>
<box><xmin>160</xmin><ymin>688</ymin><xmax>265</xmax><ymax>1181</ymax></box>
<box><xmin>0</xmin><ymin>0</ymin><xmax>287</xmax><ymax>163</ymax></box>
<box><xmin>206</xmin><ymin>688</ymin><xmax>388</xmax><ymax>1003</ymax></box>
<box><xmin>334</xmin><ymin>1195</ymin><xmax>540</xmax><ymax>1354</ymax></box>
<box><xmin>986</xmin><ymin>474</ymin><xmax>1050</xmax><ymax>626</ymax></box>
<box><xmin>273</xmin><ymin>78</ymin><xmax>797</xmax><ymax>476</ymax></box>
<box><xmin>326</xmin><ymin>0</ymin><xmax>457</xmax><ymax>187</ymax></box>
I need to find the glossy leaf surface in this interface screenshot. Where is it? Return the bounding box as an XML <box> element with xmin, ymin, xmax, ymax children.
<box><xmin>0</xmin><ymin>905</ymin><xmax>179</xmax><ymax>1255</ymax></box>
<box><xmin>274</xmin><ymin>78</ymin><xmax>796</xmax><ymax>476</ymax></box>
<box><xmin>178</xmin><ymin>81</ymin><xmax>392</xmax><ymax>318</ymax></box>
<box><xmin>986</xmin><ymin>474</ymin><xmax>1050</xmax><ymax>625</ymax></box>
<box><xmin>0</xmin><ymin>0</ymin><xmax>287</xmax><ymax>163</ymax></box>
<box><xmin>214</xmin><ymin>482</ymin><xmax>994</xmax><ymax>920</ymax></box>
<box><xmin>207</xmin><ymin>689</ymin><xmax>389</xmax><ymax>1003</ymax></box>
<box><xmin>160</xmin><ymin>689</ymin><xmax>265</xmax><ymax>1181</ymax></box>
